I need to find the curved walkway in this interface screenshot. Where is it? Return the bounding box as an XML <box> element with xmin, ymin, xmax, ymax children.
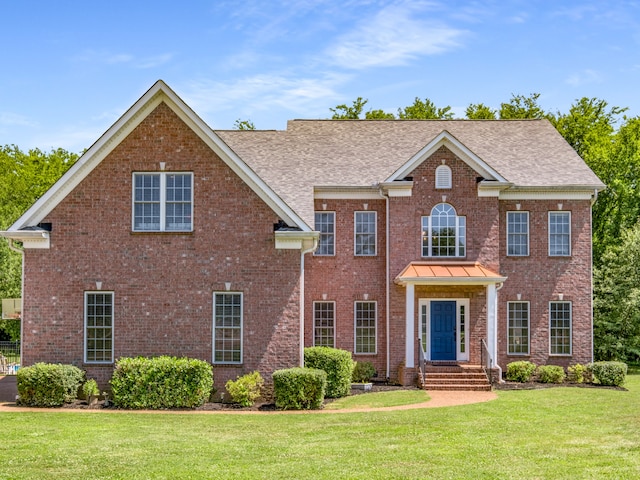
<box><xmin>0</xmin><ymin>389</ymin><xmax>497</xmax><ymax>415</ymax></box>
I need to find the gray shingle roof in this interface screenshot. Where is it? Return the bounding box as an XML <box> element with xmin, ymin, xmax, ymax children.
<box><xmin>216</xmin><ymin>119</ymin><xmax>605</xmax><ymax>227</ymax></box>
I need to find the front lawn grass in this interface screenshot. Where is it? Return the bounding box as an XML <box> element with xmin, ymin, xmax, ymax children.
<box><xmin>1</xmin><ymin>376</ymin><xmax>639</xmax><ymax>479</ymax></box>
<box><xmin>324</xmin><ymin>389</ymin><xmax>429</xmax><ymax>410</ymax></box>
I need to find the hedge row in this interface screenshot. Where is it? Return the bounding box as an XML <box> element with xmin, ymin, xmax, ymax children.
<box><xmin>506</xmin><ymin>360</ymin><xmax>627</xmax><ymax>387</ymax></box>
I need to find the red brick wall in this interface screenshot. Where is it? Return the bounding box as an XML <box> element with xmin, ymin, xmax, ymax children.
<box><xmin>21</xmin><ymin>102</ymin><xmax>302</xmax><ymax>393</ymax></box>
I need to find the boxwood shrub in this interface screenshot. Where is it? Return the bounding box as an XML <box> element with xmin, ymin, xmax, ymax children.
<box><xmin>537</xmin><ymin>365</ymin><xmax>566</xmax><ymax>384</ymax></box>
<box><xmin>505</xmin><ymin>360</ymin><xmax>537</xmax><ymax>382</ymax></box>
<box><xmin>304</xmin><ymin>346</ymin><xmax>354</xmax><ymax>398</ymax></box>
<box><xmin>110</xmin><ymin>356</ymin><xmax>213</xmax><ymax>409</ymax></box>
<box><xmin>225</xmin><ymin>371</ymin><xmax>264</xmax><ymax>407</ymax></box>
<box><xmin>17</xmin><ymin>363</ymin><xmax>84</xmax><ymax>407</ymax></box>
<box><xmin>588</xmin><ymin>361</ymin><xmax>627</xmax><ymax>387</ymax></box>
<box><xmin>352</xmin><ymin>361</ymin><xmax>376</xmax><ymax>383</ymax></box>
<box><xmin>272</xmin><ymin>367</ymin><xmax>326</xmax><ymax>410</ymax></box>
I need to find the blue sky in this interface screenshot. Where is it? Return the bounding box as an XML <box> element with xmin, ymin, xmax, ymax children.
<box><xmin>2</xmin><ymin>1</ymin><xmax>639</xmax><ymax>153</ymax></box>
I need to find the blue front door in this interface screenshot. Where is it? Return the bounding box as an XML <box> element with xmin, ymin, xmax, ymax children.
<box><xmin>431</xmin><ymin>301</ymin><xmax>456</xmax><ymax>361</ymax></box>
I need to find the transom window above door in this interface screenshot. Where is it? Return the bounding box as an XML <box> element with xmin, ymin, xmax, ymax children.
<box><xmin>422</xmin><ymin>203</ymin><xmax>466</xmax><ymax>257</ymax></box>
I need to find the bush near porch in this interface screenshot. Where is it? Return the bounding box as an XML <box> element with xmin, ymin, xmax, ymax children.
<box><xmin>304</xmin><ymin>346</ymin><xmax>354</xmax><ymax>398</ymax></box>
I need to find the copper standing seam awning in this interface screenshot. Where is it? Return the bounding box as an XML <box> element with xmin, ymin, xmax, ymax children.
<box><xmin>395</xmin><ymin>262</ymin><xmax>507</xmax><ymax>285</ymax></box>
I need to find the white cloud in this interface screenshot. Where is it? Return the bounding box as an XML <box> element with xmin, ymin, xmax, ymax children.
<box><xmin>565</xmin><ymin>69</ymin><xmax>604</xmax><ymax>87</ymax></box>
<box><xmin>73</xmin><ymin>50</ymin><xmax>173</xmax><ymax>69</ymax></box>
<box><xmin>326</xmin><ymin>3</ymin><xmax>466</xmax><ymax>69</ymax></box>
<box><xmin>0</xmin><ymin>112</ymin><xmax>36</xmax><ymax>127</ymax></box>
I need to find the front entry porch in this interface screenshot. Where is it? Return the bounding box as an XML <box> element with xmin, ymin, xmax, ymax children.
<box><xmin>418</xmin><ymin>363</ymin><xmax>492</xmax><ymax>391</ymax></box>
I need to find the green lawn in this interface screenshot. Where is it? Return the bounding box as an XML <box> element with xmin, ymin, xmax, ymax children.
<box><xmin>1</xmin><ymin>377</ymin><xmax>639</xmax><ymax>479</ymax></box>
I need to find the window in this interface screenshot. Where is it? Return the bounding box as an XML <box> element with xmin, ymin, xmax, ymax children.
<box><xmin>314</xmin><ymin>302</ymin><xmax>335</xmax><ymax>347</ymax></box>
<box><xmin>314</xmin><ymin>212</ymin><xmax>335</xmax><ymax>256</ymax></box>
<box><xmin>85</xmin><ymin>292</ymin><xmax>114</xmax><ymax>363</ymax></box>
<box><xmin>550</xmin><ymin>301</ymin><xmax>572</xmax><ymax>355</ymax></box>
<box><xmin>354</xmin><ymin>211</ymin><xmax>376</xmax><ymax>256</ymax></box>
<box><xmin>507</xmin><ymin>212</ymin><xmax>529</xmax><ymax>256</ymax></box>
<box><xmin>213</xmin><ymin>293</ymin><xmax>243</xmax><ymax>363</ymax></box>
<box><xmin>549</xmin><ymin>212</ymin><xmax>571</xmax><ymax>256</ymax></box>
<box><xmin>133</xmin><ymin>172</ymin><xmax>193</xmax><ymax>231</ymax></box>
<box><xmin>422</xmin><ymin>203</ymin><xmax>466</xmax><ymax>257</ymax></box>
<box><xmin>355</xmin><ymin>301</ymin><xmax>376</xmax><ymax>354</ymax></box>
<box><xmin>435</xmin><ymin>165</ymin><xmax>452</xmax><ymax>189</ymax></box>
<box><xmin>508</xmin><ymin>302</ymin><xmax>530</xmax><ymax>355</ymax></box>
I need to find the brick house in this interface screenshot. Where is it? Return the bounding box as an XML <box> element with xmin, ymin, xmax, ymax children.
<box><xmin>2</xmin><ymin>81</ymin><xmax>605</xmax><ymax>391</ymax></box>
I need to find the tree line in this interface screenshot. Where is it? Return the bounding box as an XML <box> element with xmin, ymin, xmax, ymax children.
<box><xmin>2</xmin><ymin>93</ymin><xmax>639</xmax><ymax>361</ymax></box>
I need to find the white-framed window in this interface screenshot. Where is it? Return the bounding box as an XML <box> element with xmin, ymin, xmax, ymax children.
<box><xmin>84</xmin><ymin>291</ymin><xmax>114</xmax><ymax>363</ymax></box>
<box><xmin>550</xmin><ymin>301</ymin><xmax>572</xmax><ymax>355</ymax></box>
<box><xmin>314</xmin><ymin>211</ymin><xmax>335</xmax><ymax>256</ymax></box>
<box><xmin>507</xmin><ymin>301</ymin><xmax>530</xmax><ymax>355</ymax></box>
<box><xmin>549</xmin><ymin>212</ymin><xmax>571</xmax><ymax>256</ymax></box>
<box><xmin>507</xmin><ymin>211</ymin><xmax>529</xmax><ymax>256</ymax></box>
<box><xmin>313</xmin><ymin>301</ymin><xmax>335</xmax><ymax>347</ymax></box>
<box><xmin>133</xmin><ymin>172</ymin><xmax>193</xmax><ymax>232</ymax></box>
<box><xmin>435</xmin><ymin>165</ymin><xmax>452</xmax><ymax>189</ymax></box>
<box><xmin>354</xmin><ymin>211</ymin><xmax>376</xmax><ymax>256</ymax></box>
<box><xmin>213</xmin><ymin>292</ymin><xmax>243</xmax><ymax>363</ymax></box>
<box><xmin>422</xmin><ymin>203</ymin><xmax>466</xmax><ymax>257</ymax></box>
<box><xmin>354</xmin><ymin>301</ymin><xmax>376</xmax><ymax>354</ymax></box>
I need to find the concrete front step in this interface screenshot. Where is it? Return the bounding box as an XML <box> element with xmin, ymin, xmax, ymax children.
<box><xmin>420</xmin><ymin>364</ymin><xmax>491</xmax><ymax>391</ymax></box>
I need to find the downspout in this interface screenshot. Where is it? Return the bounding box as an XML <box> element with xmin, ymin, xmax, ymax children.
<box><xmin>299</xmin><ymin>239</ymin><xmax>318</xmax><ymax>367</ymax></box>
<box><xmin>378</xmin><ymin>187</ymin><xmax>391</xmax><ymax>380</ymax></box>
<box><xmin>590</xmin><ymin>189</ymin><xmax>598</xmax><ymax>361</ymax></box>
<box><xmin>494</xmin><ymin>281</ymin><xmax>504</xmax><ymax>382</ymax></box>
<box><xmin>7</xmin><ymin>239</ymin><xmax>25</xmax><ymax>366</ymax></box>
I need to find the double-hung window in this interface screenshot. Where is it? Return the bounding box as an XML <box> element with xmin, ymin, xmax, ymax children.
<box><xmin>313</xmin><ymin>301</ymin><xmax>335</xmax><ymax>347</ymax></box>
<box><xmin>85</xmin><ymin>292</ymin><xmax>114</xmax><ymax>363</ymax></box>
<box><xmin>507</xmin><ymin>301</ymin><xmax>530</xmax><ymax>355</ymax></box>
<box><xmin>422</xmin><ymin>203</ymin><xmax>466</xmax><ymax>257</ymax></box>
<box><xmin>133</xmin><ymin>172</ymin><xmax>193</xmax><ymax>232</ymax></box>
<box><xmin>549</xmin><ymin>212</ymin><xmax>571</xmax><ymax>256</ymax></box>
<box><xmin>550</xmin><ymin>301</ymin><xmax>572</xmax><ymax>355</ymax></box>
<box><xmin>354</xmin><ymin>211</ymin><xmax>376</xmax><ymax>256</ymax></box>
<box><xmin>354</xmin><ymin>301</ymin><xmax>376</xmax><ymax>354</ymax></box>
<box><xmin>314</xmin><ymin>212</ymin><xmax>335</xmax><ymax>256</ymax></box>
<box><xmin>507</xmin><ymin>212</ymin><xmax>529</xmax><ymax>256</ymax></box>
<box><xmin>213</xmin><ymin>293</ymin><xmax>243</xmax><ymax>363</ymax></box>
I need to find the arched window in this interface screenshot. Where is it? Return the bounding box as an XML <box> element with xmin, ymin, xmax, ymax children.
<box><xmin>422</xmin><ymin>203</ymin><xmax>466</xmax><ymax>257</ymax></box>
<box><xmin>435</xmin><ymin>165</ymin><xmax>452</xmax><ymax>189</ymax></box>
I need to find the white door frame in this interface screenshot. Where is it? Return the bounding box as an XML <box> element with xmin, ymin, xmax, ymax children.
<box><xmin>419</xmin><ymin>298</ymin><xmax>470</xmax><ymax>362</ymax></box>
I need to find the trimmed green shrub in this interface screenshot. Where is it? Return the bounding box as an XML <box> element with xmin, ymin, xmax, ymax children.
<box><xmin>82</xmin><ymin>378</ymin><xmax>100</xmax><ymax>398</ymax></box>
<box><xmin>304</xmin><ymin>347</ymin><xmax>354</xmax><ymax>398</ymax></box>
<box><xmin>567</xmin><ymin>363</ymin><xmax>587</xmax><ymax>383</ymax></box>
<box><xmin>505</xmin><ymin>361</ymin><xmax>537</xmax><ymax>382</ymax></box>
<box><xmin>273</xmin><ymin>367</ymin><xmax>326</xmax><ymax>410</ymax></box>
<box><xmin>110</xmin><ymin>356</ymin><xmax>213</xmax><ymax>409</ymax></box>
<box><xmin>588</xmin><ymin>361</ymin><xmax>627</xmax><ymax>387</ymax></box>
<box><xmin>17</xmin><ymin>363</ymin><xmax>84</xmax><ymax>407</ymax></box>
<box><xmin>225</xmin><ymin>371</ymin><xmax>264</xmax><ymax>407</ymax></box>
<box><xmin>537</xmin><ymin>365</ymin><xmax>566</xmax><ymax>384</ymax></box>
<box><xmin>352</xmin><ymin>361</ymin><xmax>376</xmax><ymax>383</ymax></box>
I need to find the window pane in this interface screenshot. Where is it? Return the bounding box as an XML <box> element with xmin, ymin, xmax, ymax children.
<box><xmin>213</xmin><ymin>293</ymin><xmax>243</xmax><ymax>363</ymax></box>
<box><xmin>549</xmin><ymin>212</ymin><xmax>570</xmax><ymax>256</ymax></box>
<box><xmin>315</xmin><ymin>212</ymin><xmax>335</xmax><ymax>255</ymax></box>
<box><xmin>507</xmin><ymin>212</ymin><xmax>529</xmax><ymax>256</ymax></box>
<box><xmin>550</xmin><ymin>302</ymin><xmax>571</xmax><ymax>355</ymax></box>
<box><xmin>85</xmin><ymin>292</ymin><xmax>113</xmax><ymax>363</ymax></box>
<box><xmin>166</xmin><ymin>174</ymin><xmax>192</xmax><ymax>231</ymax></box>
<box><xmin>314</xmin><ymin>302</ymin><xmax>335</xmax><ymax>347</ymax></box>
<box><xmin>355</xmin><ymin>212</ymin><xmax>376</xmax><ymax>256</ymax></box>
<box><xmin>355</xmin><ymin>302</ymin><xmax>376</xmax><ymax>354</ymax></box>
<box><xmin>508</xmin><ymin>302</ymin><xmax>529</xmax><ymax>355</ymax></box>
<box><xmin>424</xmin><ymin>204</ymin><xmax>465</xmax><ymax>257</ymax></box>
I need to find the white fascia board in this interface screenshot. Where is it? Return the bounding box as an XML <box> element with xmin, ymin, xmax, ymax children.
<box><xmin>0</xmin><ymin>230</ymin><xmax>50</xmax><ymax>249</ymax></box>
<box><xmin>386</xmin><ymin>131</ymin><xmax>507</xmax><ymax>183</ymax></box>
<box><xmin>498</xmin><ymin>186</ymin><xmax>601</xmax><ymax>200</ymax></box>
<box><xmin>9</xmin><ymin>80</ymin><xmax>311</xmax><ymax>233</ymax></box>
<box><xmin>379</xmin><ymin>181</ymin><xmax>413</xmax><ymax>197</ymax></box>
<box><xmin>274</xmin><ymin>231</ymin><xmax>319</xmax><ymax>250</ymax></box>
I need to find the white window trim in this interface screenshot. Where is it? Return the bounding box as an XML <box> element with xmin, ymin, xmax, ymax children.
<box><xmin>419</xmin><ymin>298</ymin><xmax>470</xmax><ymax>361</ymax></box>
<box><xmin>314</xmin><ymin>211</ymin><xmax>336</xmax><ymax>256</ymax></box>
<box><xmin>506</xmin><ymin>211</ymin><xmax>530</xmax><ymax>257</ymax></box>
<box><xmin>84</xmin><ymin>291</ymin><xmax>114</xmax><ymax>364</ymax></box>
<box><xmin>435</xmin><ymin>165</ymin><xmax>452</xmax><ymax>189</ymax></box>
<box><xmin>507</xmin><ymin>301</ymin><xmax>530</xmax><ymax>356</ymax></box>
<box><xmin>132</xmin><ymin>172</ymin><xmax>194</xmax><ymax>232</ymax></box>
<box><xmin>354</xmin><ymin>301</ymin><xmax>377</xmax><ymax>355</ymax></box>
<box><xmin>549</xmin><ymin>301</ymin><xmax>572</xmax><ymax>356</ymax></box>
<box><xmin>421</xmin><ymin>204</ymin><xmax>466</xmax><ymax>258</ymax></box>
<box><xmin>354</xmin><ymin>211</ymin><xmax>377</xmax><ymax>256</ymax></box>
<box><xmin>212</xmin><ymin>292</ymin><xmax>244</xmax><ymax>364</ymax></box>
<box><xmin>313</xmin><ymin>301</ymin><xmax>336</xmax><ymax>347</ymax></box>
<box><xmin>548</xmin><ymin>211</ymin><xmax>571</xmax><ymax>257</ymax></box>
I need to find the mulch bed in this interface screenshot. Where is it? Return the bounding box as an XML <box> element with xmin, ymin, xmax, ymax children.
<box><xmin>494</xmin><ymin>381</ymin><xmax>626</xmax><ymax>391</ymax></box>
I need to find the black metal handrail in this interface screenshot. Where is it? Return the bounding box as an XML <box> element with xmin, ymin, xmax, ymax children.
<box><xmin>480</xmin><ymin>338</ymin><xmax>493</xmax><ymax>385</ymax></box>
<box><xmin>417</xmin><ymin>337</ymin><xmax>426</xmax><ymax>387</ymax></box>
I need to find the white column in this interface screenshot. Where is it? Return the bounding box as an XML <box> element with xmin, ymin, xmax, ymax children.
<box><xmin>405</xmin><ymin>283</ymin><xmax>415</xmax><ymax>368</ymax></box>
<box><xmin>486</xmin><ymin>283</ymin><xmax>498</xmax><ymax>366</ymax></box>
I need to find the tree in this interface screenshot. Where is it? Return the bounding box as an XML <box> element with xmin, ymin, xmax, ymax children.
<box><xmin>398</xmin><ymin>97</ymin><xmax>453</xmax><ymax>119</ymax></box>
<box><xmin>364</xmin><ymin>109</ymin><xmax>395</xmax><ymax>120</ymax></box>
<box><xmin>0</xmin><ymin>145</ymin><xmax>78</xmax><ymax>339</ymax></box>
<box><xmin>233</xmin><ymin>119</ymin><xmax>256</xmax><ymax>130</ymax></box>
<box><xmin>594</xmin><ymin>221</ymin><xmax>640</xmax><ymax>362</ymax></box>
<box><xmin>499</xmin><ymin>93</ymin><xmax>550</xmax><ymax>119</ymax></box>
<box><xmin>465</xmin><ymin>103</ymin><xmax>497</xmax><ymax>119</ymax></box>
<box><xmin>330</xmin><ymin>97</ymin><xmax>368</xmax><ymax>119</ymax></box>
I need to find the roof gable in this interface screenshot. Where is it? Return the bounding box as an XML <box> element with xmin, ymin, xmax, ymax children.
<box><xmin>8</xmin><ymin>80</ymin><xmax>311</xmax><ymax>233</ymax></box>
